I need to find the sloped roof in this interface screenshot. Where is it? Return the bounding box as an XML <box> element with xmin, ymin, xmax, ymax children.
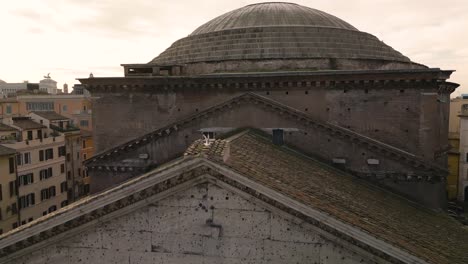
<box><xmin>0</xmin><ymin>130</ymin><xmax>466</xmax><ymax>263</ymax></box>
<box><xmin>11</xmin><ymin>118</ymin><xmax>45</xmax><ymax>130</ymax></box>
<box><xmin>0</xmin><ymin>123</ymin><xmax>16</xmax><ymax>132</ymax></box>
<box><xmin>31</xmin><ymin>111</ymin><xmax>69</xmax><ymax>121</ymax></box>
<box><xmin>0</xmin><ymin>145</ymin><xmax>15</xmax><ymax>156</ymax></box>
<box><xmin>201</xmin><ymin>130</ymin><xmax>468</xmax><ymax>264</ymax></box>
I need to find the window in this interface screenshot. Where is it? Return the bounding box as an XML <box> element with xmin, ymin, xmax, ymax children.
<box><xmin>8</xmin><ymin>157</ymin><xmax>14</xmax><ymax>174</ymax></box>
<box><xmin>39</xmin><ymin>150</ymin><xmax>44</xmax><ymax>161</ymax></box>
<box><xmin>60</xmin><ymin>164</ymin><xmax>65</xmax><ymax>173</ymax></box>
<box><xmin>48</xmin><ymin>205</ymin><xmax>57</xmax><ymax>213</ymax></box>
<box><xmin>28</xmin><ymin>217</ymin><xmax>33</xmax><ymax>222</ymax></box>
<box><xmin>6</xmin><ymin>104</ymin><xmax>11</xmax><ymax>114</ymax></box>
<box><xmin>9</xmin><ymin>181</ymin><xmax>16</xmax><ymax>197</ymax></box>
<box><xmin>66</xmin><ymin>153</ymin><xmax>70</xmax><ymax>162</ymax></box>
<box><xmin>0</xmin><ymin>184</ymin><xmax>2</xmax><ymax>201</ymax></box>
<box><xmin>41</xmin><ymin>186</ymin><xmax>56</xmax><ymax>201</ymax></box>
<box><xmin>45</xmin><ymin>148</ymin><xmax>53</xmax><ymax>160</ymax></box>
<box><xmin>18</xmin><ymin>173</ymin><xmax>34</xmax><ymax>186</ymax></box>
<box><xmin>12</xmin><ymin>223</ymin><xmax>17</xmax><ymax>229</ymax></box>
<box><xmin>27</xmin><ymin>131</ymin><xmax>33</xmax><ymax>140</ymax></box>
<box><xmin>83</xmin><ymin>184</ymin><xmax>90</xmax><ymax>194</ymax></box>
<box><xmin>62</xmin><ymin>105</ymin><xmax>68</xmax><ymax>112</ymax></box>
<box><xmin>58</xmin><ymin>146</ymin><xmax>66</xmax><ymax>157</ymax></box>
<box><xmin>60</xmin><ymin>200</ymin><xmax>68</xmax><ymax>208</ymax></box>
<box><xmin>83</xmin><ymin>154</ymin><xmax>87</xmax><ymax>160</ymax></box>
<box><xmin>18</xmin><ymin>193</ymin><xmax>35</xmax><ymax>209</ymax></box>
<box><xmin>11</xmin><ymin>203</ymin><xmax>17</xmax><ymax>215</ymax></box>
<box><xmin>80</xmin><ymin>120</ymin><xmax>89</xmax><ymax>127</ymax></box>
<box><xmin>82</xmin><ymin>140</ymin><xmax>86</xmax><ymax>148</ymax></box>
<box><xmin>39</xmin><ymin>168</ymin><xmax>53</xmax><ymax>180</ymax></box>
<box><xmin>26</xmin><ymin>102</ymin><xmax>54</xmax><ymax>111</ymax></box>
<box><xmin>60</xmin><ymin>182</ymin><xmax>68</xmax><ymax>193</ymax></box>
<box><xmin>23</xmin><ymin>152</ymin><xmax>31</xmax><ymax>165</ymax></box>
<box><xmin>78</xmin><ymin>168</ymin><xmax>81</xmax><ymax>176</ymax></box>
<box><xmin>16</xmin><ymin>154</ymin><xmax>22</xmax><ymax>166</ymax></box>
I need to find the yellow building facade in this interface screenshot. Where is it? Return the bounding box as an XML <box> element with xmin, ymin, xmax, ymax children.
<box><xmin>0</xmin><ymin>145</ymin><xmax>18</xmax><ymax>234</ymax></box>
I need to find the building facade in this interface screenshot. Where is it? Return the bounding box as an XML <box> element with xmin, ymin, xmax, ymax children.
<box><xmin>0</xmin><ymin>145</ymin><xmax>18</xmax><ymax>234</ymax></box>
<box><xmin>81</xmin><ymin>3</ymin><xmax>457</xmax><ymax>209</ymax></box>
<box><xmin>0</xmin><ymin>117</ymin><xmax>68</xmax><ymax>228</ymax></box>
<box><xmin>0</xmin><ymin>3</ymin><xmax>465</xmax><ymax>263</ymax></box>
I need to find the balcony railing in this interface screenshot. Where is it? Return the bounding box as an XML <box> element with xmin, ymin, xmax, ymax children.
<box><xmin>50</xmin><ymin>124</ymin><xmax>80</xmax><ymax>133</ymax></box>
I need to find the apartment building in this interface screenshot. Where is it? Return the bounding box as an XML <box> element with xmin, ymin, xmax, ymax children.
<box><xmin>0</xmin><ymin>117</ymin><xmax>67</xmax><ymax>228</ymax></box>
<box><xmin>0</xmin><ymin>144</ymin><xmax>18</xmax><ymax>234</ymax></box>
<box><xmin>29</xmin><ymin>112</ymin><xmax>90</xmax><ymax>201</ymax></box>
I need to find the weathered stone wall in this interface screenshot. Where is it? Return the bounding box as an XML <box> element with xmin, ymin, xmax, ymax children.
<box><xmin>91</xmin><ymin>83</ymin><xmax>440</xmax><ymax>160</ymax></box>
<box><xmin>7</xmin><ymin>183</ymin><xmax>378</xmax><ymax>264</ymax></box>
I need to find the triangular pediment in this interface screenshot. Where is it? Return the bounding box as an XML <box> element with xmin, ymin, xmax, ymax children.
<box><xmin>0</xmin><ymin>155</ymin><xmax>432</xmax><ymax>264</ymax></box>
<box><xmin>86</xmin><ymin>92</ymin><xmax>444</xmax><ymax>178</ymax></box>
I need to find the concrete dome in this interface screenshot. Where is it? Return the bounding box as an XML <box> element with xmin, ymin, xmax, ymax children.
<box><xmin>0</xmin><ymin>79</ymin><xmax>6</xmax><ymax>84</ymax></box>
<box><xmin>190</xmin><ymin>2</ymin><xmax>357</xmax><ymax>35</ymax></box>
<box><xmin>150</xmin><ymin>2</ymin><xmax>424</xmax><ymax>73</ymax></box>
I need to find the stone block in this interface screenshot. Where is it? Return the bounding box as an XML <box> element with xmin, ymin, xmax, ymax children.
<box><xmin>102</xmin><ymin>230</ymin><xmax>151</xmax><ymax>252</ymax></box>
<box><xmin>264</xmin><ymin>239</ymin><xmax>320</xmax><ymax>263</ymax></box>
<box><xmin>207</xmin><ymin>184</ymin><xmax>264</xmax><ymax>211</ymax></box>
<box><xmin>67</xmin><ymin>248</ymin><xmax>130</xmax><ymax>264</ymax></box>
<box><xmin>61</xmin><ymin>227</ymin><xmax>102</xmax><ymax>249</ymax></box>
<box><xmin>151</xmin><ymin>233</ymin><xmax>205</xmax><ymax>255</ymax></box>
<box><xmin>270</xmin><ymin>214</ymin><xmax>322</xmax><ymax>243</ymax></box>
<box><xmin>203</xmin><ymin>237</ymin><xmax>264</xmax><ymax>259</ymax></box>
<box><xmin>100</xmin><ymin>206</ymin><xmax>150</xmax><ymax>232</ymax></box>
<box><xmin>148</xmin><ymin>205</ymin><xmax>212</xmax><ymax>236</ymax></box>
<box><xmin>156</xmin><ymin>184</ymin><xmax>208</xmax><ymax>207</ymax></box>
<box><xmin>319</xmin><ymin>241</ymin><xmax>367</xmax><ymax>264</ymax></box>
<box><xmin>212</xmin><ymin>208</ymin><xmax>271</xmax><ymax>239</ymax></box>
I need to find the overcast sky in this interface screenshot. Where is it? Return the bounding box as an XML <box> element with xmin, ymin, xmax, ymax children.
<box><xmin>1</xmin><ymin>0</ymin><xmax>467</xmax><ymax>96</ymax></box>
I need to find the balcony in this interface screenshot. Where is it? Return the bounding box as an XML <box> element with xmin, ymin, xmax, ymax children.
<box><xmin>2</xmin><ymin>135</ymin><xmax>65</xmax><ymax>149</ymax></box>
<box><xmin>50</xmin><ymin>124</ymin><xmax>80</xmax><ymax>133</ymax></box>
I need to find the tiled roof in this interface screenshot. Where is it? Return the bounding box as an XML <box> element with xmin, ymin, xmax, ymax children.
<box><xmin>0</xmin><ymin>145</ymin><xmax>15</xmax><ymax>156</ymax></box>
<box><xmin>0</xmin><ymin>123</ymin><xmax>16</xmax><ymax>132</ymax></box>
<box><xmin>12</xmin><ymin>118</ymin><xmax>45</xmax><ymax>130</ymax></box>
<box><xmin>1</xmin><ymin>130</ymin><xmax>466</xmax><ymax>263</ymax></box>
<box><xmin>194</xmin><ymin>130</ymin><xmax>468</xmax><ymax>264</ymax></box>
<box><xmin>31</xmin><ymin>111</ymin><xmax>69</xmax><ymax>121</ymax></box>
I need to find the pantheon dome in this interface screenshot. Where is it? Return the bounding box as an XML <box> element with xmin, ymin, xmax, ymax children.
<box><xmin>148</xmin><ymin>2</ymin><xmax>425</xmax><ymax>74</ymax></box>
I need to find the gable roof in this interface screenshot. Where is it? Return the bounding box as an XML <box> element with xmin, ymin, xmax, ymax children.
<box><xmin>11</xmin><ymin>118</ymin><xmax>45</xmax><ymax>130</ymax></box>
<box><xmin>0</xmin><ymin>123</ymin><xmax>16</xmax><ymax>132</ymax></box>
<box><xmin>1</xmin><ymin>130</ymin><xmax>466</xmax><ymax>264</ymax></box>
<box><xmin>31</xmin><ymin>111</ymin><xmax>69</xmax><ymax>121</ymax></box>
<box><xmin>86</xmin><ymin>93</ymin><xmax>445</xmax><ymax>177</ymax></box>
